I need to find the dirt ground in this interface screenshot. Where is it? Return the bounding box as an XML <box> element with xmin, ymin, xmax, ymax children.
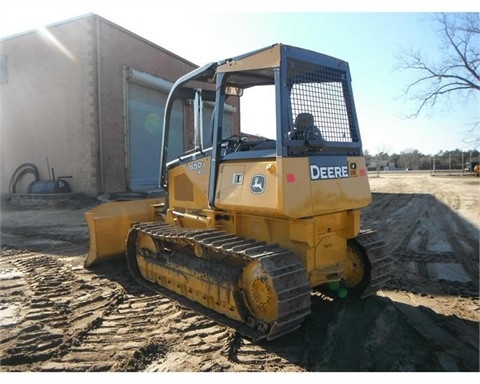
<box><xmin>0</xmin><ymin>172</ymin><xmax>478</xmax><ymax>373</ymax></box>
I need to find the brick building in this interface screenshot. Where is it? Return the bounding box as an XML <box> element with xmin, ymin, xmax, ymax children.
<box><xmin>0</xmin><ymin>13</ymin><xmax>238</xmax><ymax>196</ymax></box>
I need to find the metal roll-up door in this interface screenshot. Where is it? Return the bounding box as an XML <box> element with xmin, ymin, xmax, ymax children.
<box><xmin>125</xmin><ymin>68</ymin><xmax>184</xmax><ymax>192</ymax></box>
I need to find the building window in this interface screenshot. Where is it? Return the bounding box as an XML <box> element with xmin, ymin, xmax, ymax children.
<box><xmin>0</xmin><ymin>55</ymin><xmax>6</xmax><ymax>84</ymax></box>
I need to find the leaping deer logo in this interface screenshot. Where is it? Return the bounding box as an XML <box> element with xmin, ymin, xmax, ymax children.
<box><xmin>250</xmin><ymin>175</ymin><xmax>265</xmax><ymax>194</ymax></box>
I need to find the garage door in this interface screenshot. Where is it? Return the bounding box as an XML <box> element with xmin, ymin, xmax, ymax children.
<box><xmin>126</xmin><ymin>69</ymin><xmax>183</xmax><ymax>192</ymax></box>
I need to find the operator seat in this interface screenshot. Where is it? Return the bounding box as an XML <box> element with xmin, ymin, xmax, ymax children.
<box><xmin>289</xmin><ymin>113</ymin><xmax>322</xmax><ymax>142</ymax></box>
<box><xmin>295</xmin><ymin>113</ymin><xmax>315</xmax><ymax>130</ymax></box>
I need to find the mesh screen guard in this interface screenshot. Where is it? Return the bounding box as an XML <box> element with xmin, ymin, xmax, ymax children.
<box><xmin>287</xmin><ymin>58</ymin><xmax>359</xmax><ymax>143</ymax></box>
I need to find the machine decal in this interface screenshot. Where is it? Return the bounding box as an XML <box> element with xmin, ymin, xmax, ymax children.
<box><xmin>348</xmin><ymin>161</ymin><xmax>367</xmax><ymax>177</ymax></box>
<box><xmin>309</xmin><ymin>156</ymin><xmax>349</xmax><ymax>180</ymax></box>
<box><xmin>188</xmin><ymin>161</ymin><xmax>205</xmax><ymax>174</ymax></box>
<box><xmin>310</xmin><ymin>165</ymin><xmax>348</xmax><ymax>180</ymax></box>
<box><xmin>232</xmin><ymin>173</ymin><xmax>244</xmax><ymax>184</ymax></box>
<box><xmin>250</xmin><ymin>174</ymin><xmax>266</xmax><ymax>194</ymax></box>
<box><xmin>349</xmin><ymin>162</ymin><xmax>358</xmax><ymax>177</ymax></box>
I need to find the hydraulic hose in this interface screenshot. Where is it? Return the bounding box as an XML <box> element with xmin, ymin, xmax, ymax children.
<box><xmin>8</xmin><ymin>163</ymin><xmax>40</xmax><ymax>194</ymax></box>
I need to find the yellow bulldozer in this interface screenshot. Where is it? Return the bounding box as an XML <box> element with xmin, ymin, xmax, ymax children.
<box><xmin>84</xmin><ymin>44</ymin><xmax>392</xmax><ymax>341</ymax></box>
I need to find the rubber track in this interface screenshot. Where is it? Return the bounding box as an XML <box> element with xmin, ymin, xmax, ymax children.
<box><xmin>126</xmin><ymin>221</ymin><xmax>312</xmax><ymax>341</ymax></box>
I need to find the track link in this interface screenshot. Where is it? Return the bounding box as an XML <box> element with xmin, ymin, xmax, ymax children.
<box><xmin>355</xmin><ymin>229</ymin><xmax>393</xmax><ymax>298</ymax></box>
<box><xmin>126</xmin><ymin>221</ymin><xmax>312</xmax><ymax>341</ymax></box>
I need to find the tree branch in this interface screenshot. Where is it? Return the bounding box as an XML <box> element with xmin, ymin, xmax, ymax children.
<box><xmin>395</xmin><ymin>13</ymin><xmax>480</xmax><ymax>125</ymax></box>
<box><xmin>441</xmin><ymin>14</ymin><xmax>480</xmax><ymax>82</ymax></box>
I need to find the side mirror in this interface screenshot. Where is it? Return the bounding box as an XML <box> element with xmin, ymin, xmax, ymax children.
<box><xmin>225</xmin><ymin>86</ymin><xmax>243</xmax><ymax>96</ymax></box>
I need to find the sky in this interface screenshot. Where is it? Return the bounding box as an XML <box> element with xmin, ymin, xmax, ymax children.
<box><xmin>1</xmin><ymin>0</ymin><xmax>479</xmax><ymax>155</ymax></box>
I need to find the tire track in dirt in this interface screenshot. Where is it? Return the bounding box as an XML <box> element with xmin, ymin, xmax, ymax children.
<box><xmin>42</xmin><ymin>293</ymin><xmax>181</xmax><ymax>371</ymax></box>
<box><xmin>424</xmin><ymin>195</ymin><xmax>479</xmax><ymax>285</ymax></box>
<box><xmin>0</xmin><ymin>249</ymin><xmax>122</xmax><ymax>370</ymax></box>
<box><xmin>225</xmin><ymin>330</ymin><xmax>306</xmax><ymax>372</ymax></box>
<box><xmin>130</xmin><ymin>302</ymin><xmax>237</xmax><ymax>372</ymax></box>
<box><xmin>121</xmin><ymin>267</ymin><xmax>306</xmax><ymax>372</ymax></box>
<box><xmin>385</xmin><ymin>295</ymin><xmax>479</xmax><ymax>371</ymax></box>
<box><xmin>363</xmin><ymin>192</ymin><xmax>425</xmax><ymax>255</ymax></box>
<box><xmin>358</xmin><ymin>181</ymin><xmax>479</xmax><ymax>371</ymax></box>
<box><xmin>0</xmin><ymin>249</ymin><xmax>244</xmax><ymax>372</ymax></box>
<box><xmin>363</xmin><ymin>193</ymin><xmax>430</xmax><ymax>294</ymax></box>
<box><xmin>365</xmin><ymin>191</ymin><xmax>478</xmax><ymax>295</ymax></box>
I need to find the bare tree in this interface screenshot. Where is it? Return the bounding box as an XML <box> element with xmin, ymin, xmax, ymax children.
<box><xmin>399</xmin><ymin>148</ymin><xmax>422</xmax><ymax>170</ymax></box>
<box><xmin>395</xmin><ymin>13</ymin><xmax>480</xmax><ymax>145</ymax></box>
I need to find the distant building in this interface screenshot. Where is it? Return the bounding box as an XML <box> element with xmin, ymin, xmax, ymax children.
<box><xmin>367</xmin><ymin>159</ymin><xmax>395</xmax><ymax>171</ymax></box>
<box><xmin>0</xmin><ymin>14</ymin><xmax>239</xmax><ymax>196</ymax></box>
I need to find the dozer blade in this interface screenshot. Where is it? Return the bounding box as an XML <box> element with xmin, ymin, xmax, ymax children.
<box><xmin>84</xmin><ymin>198</ymin><xmax>165</xmax><ymax>268</ymax></box>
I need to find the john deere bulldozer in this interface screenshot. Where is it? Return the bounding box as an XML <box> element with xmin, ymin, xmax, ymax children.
<box><xmin>84</xmin><ymin>44</ymin><xmax>392</xmax><ymax>341</ymax></box>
